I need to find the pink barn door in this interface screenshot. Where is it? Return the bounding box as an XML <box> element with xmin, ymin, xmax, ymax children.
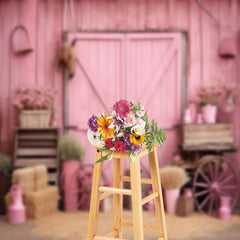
<box><xmin>67</xmin><ymin>32</ymin><xmax>185</xmax><ymax>182</ymax></box>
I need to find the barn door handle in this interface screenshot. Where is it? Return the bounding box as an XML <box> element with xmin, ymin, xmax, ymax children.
<box><xmin>64</xmin><ymin>125</ymin><xmax>78</xmax><ymax>130</ymax></box>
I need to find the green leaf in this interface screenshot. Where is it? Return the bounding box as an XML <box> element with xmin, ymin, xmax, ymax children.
<box><xmin>95</xmin><ymin>152</ymin><xmax>113</xmax><ymax>164</ymax></box>
<box><xmin>98</xmin><ymin>145</ymin><xmax>110</xmax><ymax>152</ymax></box>
<box><xmin>129</xmin><ymin>151</ymin><xmax>138</xmax><ymax>163</ymax></box>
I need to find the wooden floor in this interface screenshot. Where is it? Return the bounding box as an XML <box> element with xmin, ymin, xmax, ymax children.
<box><xmin>0</xmin><ymin>210</ymin><xmax>240</xmax><ymax>240</ymax></box>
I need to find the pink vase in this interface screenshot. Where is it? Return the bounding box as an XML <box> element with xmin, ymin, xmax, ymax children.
<box><xmin>219</xmin><ymin>196</ymin><xmax>232</xmax><ymax>222</ymax></box>
<box><xmin>202</xmin><ymin>104</ymin><xmax>217</xmax><ymax>123</ymax></box>
<box><xmin>183</xmin><ymin>108</ymin><xmax>192</xmax><ymax>124</ymax></box>
<box><xmin>164</xmin><ymin>188</ymin><xmax>180</xmax><ymax>215</ymax></box>
<box><xmin>62</xmin><ymin>160</ymin><xmax>81</xmax><ymax>212</ymax></box>
<box><xmin>8</xmin><ymin>185</ymin><xmax>26</xmax><ymax>224</ymax></box>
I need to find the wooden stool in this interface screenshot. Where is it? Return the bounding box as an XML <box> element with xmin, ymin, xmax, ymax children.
<box><xmin>87</xmin><ymin>146</ymin><xmax>168</xmax><ymax>240</ymax></box>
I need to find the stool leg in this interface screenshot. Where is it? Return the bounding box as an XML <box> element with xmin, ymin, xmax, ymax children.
<box><xmin>130</xmin><ymin>156</ymin><xmax>144</xmax><ymax>240</ymax></box>
<box><xmin>149</xmin><ymin>147</ymin><xmax>168</xmax><ymax>240</ymax></box>
<box><xmin>87</xmin><ymin>151</ymin><xmax>104</xmax><ymax>240</ymax></box>
<box><xmin>113</xmin><ymin>158</ymin><xmax>123</xmax><ymax>238</ymax></box>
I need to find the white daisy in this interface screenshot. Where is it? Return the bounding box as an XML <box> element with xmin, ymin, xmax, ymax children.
<box><xmin>87</xmin><ymin>129</ymin><xmax>102</xmax><ymax>146</ymax></box>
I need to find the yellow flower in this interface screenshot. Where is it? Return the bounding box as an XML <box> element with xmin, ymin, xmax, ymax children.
<box><xmin>130</xmin><ymin>133</ymin><xmax>146</xmax><ymax>146</ymax></box>
<box><xmin>97</xmin><ymin>115</ymin><xmax>115</xmax><ymax>139</ymax></box>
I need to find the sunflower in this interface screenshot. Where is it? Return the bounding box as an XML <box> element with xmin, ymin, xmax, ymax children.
<box><xmin>97</xmin><ymin>115</ymin><xmax>115</xmax><ymax>139</ymax></box>
<box><xmin>129</xmin><ymin>133</ymin><xmax>146</xmax><ymax>146</ymax></box>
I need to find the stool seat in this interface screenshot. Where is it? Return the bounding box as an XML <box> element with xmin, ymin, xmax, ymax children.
<box><xmin>87</xmin><ymin>146</ymin><xmax>168</xmax><ymax>240</ymax></box>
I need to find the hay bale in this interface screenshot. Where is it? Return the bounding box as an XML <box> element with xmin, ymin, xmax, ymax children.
<box><xmin>33</xmin><ymin>165</ymin><xmax>47</xmax><ymax>191</ymax></box>
<box><xmin>12</xmin><ymin>167</ymin><xmax>35</xmax><ymax>194</ymax></box>
<box><xmin>5</xmin><ymin>192</ymin><xmax>12</xmax><ymax>209</ymax></box>
<box><xmin>25</xmin><ymin>186</ymin><xmax>59</xmax><ymax>218</ymax></box>
<box><xmin>176</xmin><ymin>196</ymin><xmax>194</xmax><ymax>217</ymax></box>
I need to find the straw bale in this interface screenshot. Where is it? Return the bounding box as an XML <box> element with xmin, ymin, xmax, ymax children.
<box><xmin>5</xmin><ymin>192</ymin><xmax>12</xmax><ymax>209</ymax></box>
<box><xmin>12</xmin><ymin>167</ymin><xmax>35</xmax><ymax>194</ymax></box>
<box><xmin>33</xmin><ymin>165</ymin><xmax>47</xmax><ymax>191</ymax></box>
<box><xmin>25</xmin><ymin>186</ymin><xmax>59</xmax><ymax>218</ymax></box>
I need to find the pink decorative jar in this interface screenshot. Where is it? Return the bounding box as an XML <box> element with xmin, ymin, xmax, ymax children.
<box><xmin>202</xmin><ymin>104</ymin><xmax>217</xmax><ymax>123</ymax></box>
<box><xmin>8</xmin><ymin>185</ymin><xmax>26</xmax><ymax>224</ymax></box>
<box><xmin>219</xmin><ymin>196</ymin><xmax>232</xmax><ymax>222</ymax></box>
<box><xmin>184</xmin><ymin>108</ymin><xmax>192</xmax><ymax>124</ymax></box>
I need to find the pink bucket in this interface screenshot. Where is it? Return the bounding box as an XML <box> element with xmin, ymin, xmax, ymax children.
<box><xmin>202</xmin><ymin>104</ymin><xmax>217</xmax><ymax>123</ymax></box>
<box><xmin>8</xmin><ymin>185</ymin><xmax>26</xmax><ymax>224</ymax></box>
<box><xmin>62</xmin><ymin>160</ymin><xmax>81</xmax><ymax>211</ymax></box>
<box><xmin>164</xmin><ymin>188</ymin><xmax>180</xmax><ymax>215</ymax></box>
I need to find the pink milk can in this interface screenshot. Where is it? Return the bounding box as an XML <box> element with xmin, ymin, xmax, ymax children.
<box><xmin>219</xmin><ymin>196</ymin><xmax>232</xmax><ymax>222</ymax></box>
<box><xmin>8</xmin><ymin>185</ymin><xmax>26</xmax><ymax>224</ymax></box>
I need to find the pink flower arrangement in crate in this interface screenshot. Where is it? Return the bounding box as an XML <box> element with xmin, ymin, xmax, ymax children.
<box><xmin>12</xmin><ymin>86</ymin><xmax>57</xmax><ymax>111</ymax></box>
<box><xmin>197</xmin><ymin>82</ymin><xmax>222</xmax><ymax>106</ymax></box>
<box><xmin>12</xmin><ymin>86</ymin><xmax>57</xmax><ymax>128</ymax></box>
<box><xmin>87</xmin><ymin>100</ymin><xmax>166</xmax><ymax>163</ymax></box>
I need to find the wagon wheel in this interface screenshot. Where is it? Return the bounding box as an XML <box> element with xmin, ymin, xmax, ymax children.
<box><xmin>193</xmin><ymin>155</ymin><xmax>239</xmax><ymax>217</ymax></box>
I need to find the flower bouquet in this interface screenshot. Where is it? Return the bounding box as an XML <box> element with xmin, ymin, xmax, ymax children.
<box><xmin>197</xmin><ymin>82</ymin><xmax>222</xmax><ymax>106</ymax></box>
<box><xmin>87</xmin><ymin>100</ymin><xmax>166</xmax><ymax>163</ymax></box>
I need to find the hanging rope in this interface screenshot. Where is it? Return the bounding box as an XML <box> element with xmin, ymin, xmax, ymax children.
<box><xmin>195</xmin><ymin>0</ymin><xmax>239</xmax><ymax>31</ymax></box>
<box><xmin>63</xmin><ymin>0</ymin><xmax>77</xmax><ymax>30</ymax></box>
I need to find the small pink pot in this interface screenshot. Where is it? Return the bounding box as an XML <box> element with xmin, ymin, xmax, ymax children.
<box><xmin>202</xmin><ymin>104</ymin><xmax>217</xmax><ymax>123</ymax></box>
<box><xmin>164</xmin><ymin>188</ymin><xmax>180</xmax><ymax>215</ymax></box>
<box><xmin>62</xmin><ymin>160</ymin><xmax>81</xmax><ymax>212</ymax></box>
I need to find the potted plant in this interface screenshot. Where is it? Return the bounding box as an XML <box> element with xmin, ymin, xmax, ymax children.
<box><xmin>58</xmin><ymin>135</ymin><xmax>85</xmax><ymax>211</ymax></box>
<box><xmin>12</xmin><ymin>86</ymin><xmax>57</xmax><ymax>128</ymax></box>
<box><xmin>0</xmin><ymin>153</ymin><xmax>12</xmax><ymax>214</ymax></box>
<box><xmin>197</xmin><ymin>82</ymin><xmax>222</xmax><ymax>123</ymax></box>
<box><xmin>159</xmin><ymin>166</ymin><xmax>189</xmax><ymax>215</ymax></box>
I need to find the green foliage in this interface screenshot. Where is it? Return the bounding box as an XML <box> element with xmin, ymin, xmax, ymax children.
<box><xmin>145</xmin><ymin>119</ymin><xmax>167</xmax><ymax>154</ymax></box>
<box><xmin>0</xmin><ymin>154</ymin><xmax>12</xmax><ymax>174</ymax></box>
<box><xmin>58</xmin><ymin>135</ymin><xmax>85</xmax><ymax>161</ymax></box>
<box><xmin>95</xmin><ymin>151</ymin><xmax>113</xmax><ymax>164</ymax></box>
<box><xmin>129</xmin><ymin>150</ymin><xmax>139</xmax><ymax>163</ymax></box>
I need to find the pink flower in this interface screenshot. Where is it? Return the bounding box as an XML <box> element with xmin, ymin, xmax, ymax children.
<box><xmin>125</xmin><ymin>113</ymin><xmax>137</xmax><ymax>126</ymax></box>
<box><xmin>138</xmin><ymin>119</ymin><xmax>146</xmax><ymax>127</ymax></box>
<box><xmin>136</xmin><ymin>110</ymin><xmax>145</xmax><ymax>117</ymax></box>
<box><xmin>113</xmin><ymin>100</ymin><xmax>131</xmax><ymax>119</ymax></box>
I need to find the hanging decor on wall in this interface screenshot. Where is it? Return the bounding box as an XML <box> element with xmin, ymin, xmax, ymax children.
<box><xmin>58</xmin><ymin>39</ymin><xmax>76</xmax><ymax>79</ymax></box>
<box><xmin>10</xmin><ymin>25</ymin><xmax>33</xmax><ymax>54</ymax></box>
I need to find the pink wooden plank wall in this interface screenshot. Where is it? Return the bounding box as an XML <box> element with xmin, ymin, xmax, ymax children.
<box><xmin>0</xmin><ymin>0</ymin><xmax>240</xmax><ymax>172</ymax></box>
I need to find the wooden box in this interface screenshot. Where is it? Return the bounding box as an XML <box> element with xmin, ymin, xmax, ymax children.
<box><xmin>14</xmin><ymin>128</ymin><xmax>60</xmax><ymax>185</ymax></box>
<box><xmin>182</xmin><ymin>124</ymin><xmax>236</xmax><ymax>151</ymax></box>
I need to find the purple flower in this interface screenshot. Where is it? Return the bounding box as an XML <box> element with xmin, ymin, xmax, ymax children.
<box><xmin>132</xmin><ymin>144</ymin><xmax>141</xmax><ymax>153</ymax></box>
<box><xmin>125</xmin><ymin>135</ymin><xmax>131</xmax><ymax>146</ymax></box>
<box><xmin>125</xmin><ymin>145</ymin><xmax>130</xmax><ymax>152</ymax></box>
<box><xmin>88</xmin><ymin>116</ymin><xmax>98</xmax><ymax>132</ymax></box>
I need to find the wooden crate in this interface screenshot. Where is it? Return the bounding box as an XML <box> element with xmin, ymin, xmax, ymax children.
<box><xmin>182</xmin><ymin>124</ymin><xmax>236</xmax><ymax>151</ymax></box>
<box><xmin>14</xmin><ymin>128</ymin><xmax>60</xmax><ymax>185</ymax></box>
